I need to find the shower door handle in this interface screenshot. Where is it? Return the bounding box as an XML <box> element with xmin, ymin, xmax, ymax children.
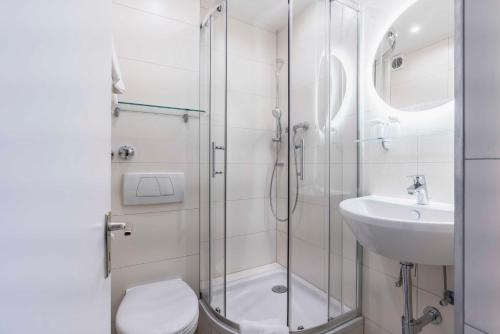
<box><xmin>297</xmin><ymin>139</ymin><xmax>305</xmax><ymax>180</ymax></box>
<box><xmin>211</xmin><ymin>141</ymin><xmax>224</xmax><ymax>178</ymax></box>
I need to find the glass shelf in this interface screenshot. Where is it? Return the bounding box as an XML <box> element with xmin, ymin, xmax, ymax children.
<box><xmin>354</xmin><ymin>137</ymin><xmax>391</xmax><ymax>151</ymax></box>
<box><xmin>354</xmin><ymin>137</ymin><xmax>391</xmax><ymax>143</ymax></box>
<box><xmin>114</xmin><ymin>101</ymin><xmax>205</xmax><ymax>121</ymax></box>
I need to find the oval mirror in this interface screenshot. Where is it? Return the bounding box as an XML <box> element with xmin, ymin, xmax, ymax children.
<box><xmin>331</xmin><ymin>55</ymin><xmax>347</xmax><ymax>121</ymax></box>
<box><xmin>373</xmin><ymin>0</ymin><xmax>454</xmax><ymax>111</ymax></box>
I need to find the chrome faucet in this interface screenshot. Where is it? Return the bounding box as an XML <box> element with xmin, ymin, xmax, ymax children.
<box><xmin>407</xmin><ymin>175</ymin><xmax>429</xmax><ymax>205</ymax></box>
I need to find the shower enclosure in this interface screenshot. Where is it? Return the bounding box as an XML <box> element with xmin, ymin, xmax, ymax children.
<box><xmin>200</xmin><ymin>0</ymin><xmax>361</xmax><ymax>332</ymax></box>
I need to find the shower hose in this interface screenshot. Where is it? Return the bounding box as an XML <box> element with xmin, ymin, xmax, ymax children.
<box><xmin>269</xmin><ymin>132</ymin><xmax>301</xmax><ymax>222</ymax></box>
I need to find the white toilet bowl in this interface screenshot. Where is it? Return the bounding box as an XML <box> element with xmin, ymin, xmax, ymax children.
<box><xmin>116</xmin><ymin>279</ymin><xmax>198</xmax><ymax>334</ymax></box>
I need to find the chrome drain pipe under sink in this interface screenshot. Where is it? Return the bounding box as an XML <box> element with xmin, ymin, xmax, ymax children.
<box><xmin>400</xmin><ymin>263</ymin><xmax>442</xmax><ymax>334</ymax></box>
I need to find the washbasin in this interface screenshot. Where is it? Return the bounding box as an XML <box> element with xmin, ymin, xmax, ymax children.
<box><xmin>339</xmin><ymin>196</ymin><xmax>454</xmax><ymax>265</ymax></box>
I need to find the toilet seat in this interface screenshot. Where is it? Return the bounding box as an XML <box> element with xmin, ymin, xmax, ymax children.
<box><xmin>116</xmin><ymin>279</ymin><xmax>199</xmax><ymax>334</ymax></box>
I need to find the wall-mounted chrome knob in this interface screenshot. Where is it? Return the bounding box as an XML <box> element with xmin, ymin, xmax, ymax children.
<box><xmin>118</xmin><ymin>145</ymin><xmax>135</xmax><ymax>160</ymax></box>
<box><xmin>439</xmin><ymin>290</ymin><xmax>454</xmax><ymax>306</ymax></box>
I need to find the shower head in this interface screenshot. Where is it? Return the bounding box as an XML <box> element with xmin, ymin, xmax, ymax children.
<box><xmin>272</xmin><ymin>108</ymin><xmax>281</xmax><ymax>119</ymax></box>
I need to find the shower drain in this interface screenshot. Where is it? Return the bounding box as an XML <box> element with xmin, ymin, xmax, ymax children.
<box><xmin>271</xmin><ymin>285</ymin><xmax>288</xmax><ymax>294</ymax></box>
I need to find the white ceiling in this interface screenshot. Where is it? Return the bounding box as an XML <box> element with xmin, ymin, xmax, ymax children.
<box><xmin>202</xmin><ymin>0</ymin><xmax>314</xmax><ymax>32</ymax></box>
<box><xmin>202</xmin><ymin>0</ymin><xmax>453</xmax><ymax>51</ymax></box>
<box><xmin>226</xmin><ymin>0</ymin><xmax>288</xmax><ymax>32</ymax></box>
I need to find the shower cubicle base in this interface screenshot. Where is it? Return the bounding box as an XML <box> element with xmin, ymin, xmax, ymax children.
<box><xmin>197</xmin><ymin>264</ymin><xmax>363</xmax><ymax>334</ymax></box>
<box><xmin>198</xmin><ymin>301</ymin><xmax>363</xmax><ymax>334</ymax></box>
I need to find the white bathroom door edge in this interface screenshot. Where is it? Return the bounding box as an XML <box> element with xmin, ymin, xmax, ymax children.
<box><xmin>0</xmin><ymin>1</ymin><xmax>112</xmax><ymax>333</ymax></box>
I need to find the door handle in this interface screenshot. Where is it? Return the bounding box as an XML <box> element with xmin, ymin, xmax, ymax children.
<box><xmin>108</xmin><ymin>222</ymin><xmax>129</xmax><ymax>233</ymax></box>
<box><xmin>105</xmin><ymin>212</ymin><xmax>132</xmax><ymax>278</ymax></box>
<box><xmin>211</xmin><ymin>141</ymin><xmax>224</xmax><ymax>178</ymax></box>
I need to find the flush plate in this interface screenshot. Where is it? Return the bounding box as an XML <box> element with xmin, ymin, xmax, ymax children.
<box><xmin>123</xmin><ymin>172</ymin><xmax>184</xmax><ymax>206</ymax></box>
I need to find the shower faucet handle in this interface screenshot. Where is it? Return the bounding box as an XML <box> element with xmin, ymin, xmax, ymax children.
<box><xmin>407</xmin><ymin>175</ymin><xmax>426</xmax><ymax>186</ymax></box>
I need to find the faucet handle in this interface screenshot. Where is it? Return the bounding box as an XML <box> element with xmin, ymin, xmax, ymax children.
<box><xmin>407</xmin><ymin>175</ymin><xmax>426</xmax><ymax>185</ymax></box>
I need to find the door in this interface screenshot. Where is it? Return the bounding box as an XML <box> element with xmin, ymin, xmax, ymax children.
<box><xmin>0</xmin><ymin>1</ymin><xmax>112</xmax><ymax>333</ymax></box>
<box><xmin>200</xmin><ymin>1</ymin><xmax>227</xmax><ymax>316</ymax></box>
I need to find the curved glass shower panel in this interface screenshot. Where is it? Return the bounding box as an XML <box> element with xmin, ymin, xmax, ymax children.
<box><xmin>199</xmin><ymin>8</ymin><xmax>210</xmax><ymax>303</ymax></box>
<box><xmin>199</xmin><ymin>1</ymin><xmax>227</xmax><ymax>316</ymax></box>
<box><xmin>199</xmin><ymin>0</ymin><xmax>360</xmax><ymax>332</ymax></box>
<box><xmin>289</xmin><ymin>0</ymin><xmax>360</xmax><ymax>330</ymax></box>
<box><xmin>328</xmin><ymin>0</ymin><xmax>359</xmax><ymax>319</ymax></box>
<box><xmin>289</xmin><ymin>0</ymin><xmax>331</xmax><ymax>330</ymax></box>
<box><xmin>224</xmin><ymin>0</ymin><xmax>289</xmax><ymax>326</ymax></box>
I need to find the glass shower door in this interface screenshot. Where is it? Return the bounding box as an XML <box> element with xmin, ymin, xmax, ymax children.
<box><xmin>288</xmin><ymin>0</ymin><xmax>331</xmax><ymax>329</ymax></box>
<box><xmin>288</xmin><ymin>0</ymin><xmax>360</xmax><ymax>330</ymax></box>
<box><xmin>328</xmin><ymin>0</ymin><xmax>359</xmax><ymax>320</ymax></box>
<box><xmin>199</xmin><ymin>1</ymin><xmax>227</xmax><ymax>316</ymax></box>
<box><xmin>199</xmin><ymin>0</ymin><xmax>361</xmax><ymax>331</ymax></box>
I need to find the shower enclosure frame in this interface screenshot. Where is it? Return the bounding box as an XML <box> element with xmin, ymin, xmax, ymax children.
<box><xmin>199</xmin><ymin>0</ymin><xmax>363</xmax><ymax>332</ymax></box>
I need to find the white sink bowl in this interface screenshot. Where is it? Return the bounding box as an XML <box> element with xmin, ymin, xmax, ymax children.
<box><xmin>339</xmin><ymin>196</ymin><xmax>454</xmax><ymax>265</ymax></box>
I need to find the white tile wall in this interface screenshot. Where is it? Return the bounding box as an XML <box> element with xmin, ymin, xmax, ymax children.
<box><xmin>110</xmin><ymin>1</ymin><xmax>200</xmax><ymax>333</ymax></box>
<box><xmin>291</xmin><ymin>236</ymin><xmax>329</xmax><ymax>290</ymax></box>
<box><xmin>111</xmin><ymin>209</ymin><xmax>199</xmax><ymax>268</ymax></box>
<box><xmin>364</xmin><ymin>318</ymin><xmax>390</xmax><ymax>334</ymax></box>
<box><xmin>287</xmin><ymin>1</ymin><xmax>331</xmax><ymax>298</ymax></box>
<box><xmin>226</xmin><ymin>164</ymin><xmax>273</xmax><ymax>200</ymax></box>
<box><xmin>227</xmin><ymin>231</ymin><xmax>276</xmax><ymax>273</ymax></box>
<box><xmin>224</xmin><ymin>16</ymin><xmax>278</xmax><ymax>275</ymax></box>
<box><xmin>113</xmin><ymin>4</ymin><xmax>199</xmax><ymax>70</ymax></box>
<box><xmin>464</xmin><ymin>160</ymin><xmax>500</xmax><ymax>333</ymax></box>
<box><xmin>359</xmin><ymin>1</ymin><xmax>455</xmax><ymax>333</ymax></box>
<box><xmin>464</xmin><ymin>0</ymin><xmax>500</xmax><ymax>159</ymax></box>
<box><xmin>227</xmin><ymin>18</ymin><xmax>276</xmax><ymax>64</ymax></box>
<box><xmin>464</xmin><ymin>325</ymin><xmax>487</xmax><ymax>334</ymax></box>
<box><xmin>112</xmin><ymin>111</ymin><xmax>199</xmax><ymax>164</ymax></box>
<box><xmin>116</xmin><ymin>57</ymin><xmax>198</xmax><ymax>108</ymax></box>
<box><xmin>114</xmin><ymin>0</ymin><xmax>200</xmax><ymax>25</ymax></box>
<box><xmin>226</xmin><ymin>198</ymin><xmax>275</xmax><ymax>237</ymax></box>
<box><xmin>227</xmin><ymin>91</ymin><xmax>275</xmax><ymax>131</ymax></box>
<box><xmin>390</xmin><ymin>38</ymin><xmax>454</xmax><ymax>110</ymax></box>
<box><xmin>463</xmin><ymin>1</ymin><xmax>500</xmax><ymax>332</ymax></box>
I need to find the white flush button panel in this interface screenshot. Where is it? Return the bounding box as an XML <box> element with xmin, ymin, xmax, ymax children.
<box><xmin>123</xmin><ymin>173</ymin><xmax>184</xmax><ymax>205</ymax></box>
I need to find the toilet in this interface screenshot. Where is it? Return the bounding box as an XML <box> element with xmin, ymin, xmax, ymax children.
<box><xmin>116</xmin><ymin>279</ymin><xmax>199</xmax><ymax>334</ymax></box>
